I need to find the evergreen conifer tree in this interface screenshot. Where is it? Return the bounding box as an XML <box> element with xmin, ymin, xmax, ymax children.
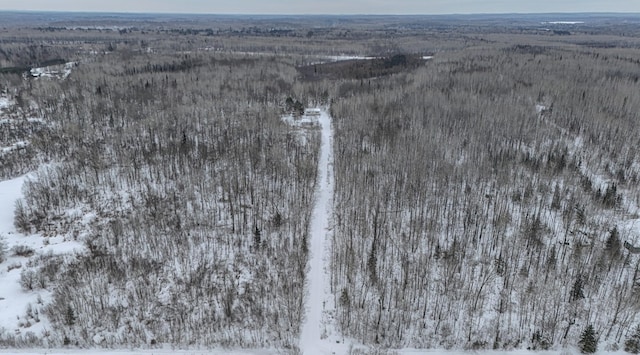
<box><xmin>579</xmin><ymin>325</ymin><xmax>597</xmax><ymax>354</ymax></box>
<box><xmin>0</xmin><ymin>235</ymin><xmax>6</xmax><ymax>263</ymax></box>
<box><xmin>625</xmin><ymin>325</ymin><xmax>640</xmax><ymax>354</ymax></box>
<box><xmin>571</xmin><ymin>275</ymin><xmax>585</xmax><ymax>301</ymax></box>
<box><xmin>606</xmin><ymin>227</ymin><xmax>622</xmax><ymax>259</ymax></box>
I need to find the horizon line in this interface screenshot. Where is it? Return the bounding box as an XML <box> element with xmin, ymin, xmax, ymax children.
<box><xmin>1</xmin><ymin>9</ymin><xmax>640</xmax><ymax>17</ymax></box>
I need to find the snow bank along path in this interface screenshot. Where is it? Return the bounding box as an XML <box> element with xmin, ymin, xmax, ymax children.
<box><xmin>299</xmin><ymin>109</ymin><xmax>335</xmax><ymax>355</ymax></box>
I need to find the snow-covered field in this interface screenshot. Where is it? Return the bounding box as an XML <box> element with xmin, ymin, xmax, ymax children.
<box><xmin>309</xmin><ymin>54</ymin><xmax>433</xmax><ymax>65</ymax></box>
<box><xmin>0</xmin><ymin>175</ymin><xmax>82</xmax><ymax>339</ymax></box>
<box><xmin>312</xmin><ymin>55</ymin><xmax>377</xmax><ymax>64</ymax></box>
<box><xmin>30</xmin><ymin>62</ymin><xmax>76</xmax><ymax>79</ymax></box>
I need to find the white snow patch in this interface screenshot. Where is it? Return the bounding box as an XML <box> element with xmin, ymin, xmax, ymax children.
<box><xmin>619</xmin><ymin>218</ymin><xmax>640</xmax><ymax>244</ymax></box>
<box><xmin>27</xmin><ymin>117</ymin><xmax>45</xmax><ymax>123</ymax></box>
<box><xmin>30</xmin><ymin>62</ymin><xmax>76</xmax><ymax>80</ymax></box>
<box><xmin>572</xmin><ymin>135</ymin><xmax>584</xmax><ymax>150</ymax></box>
<box><xmin>0</xmin><ymin>176</ymin><xmax>26</xmax><ymax>235</ymax></box>
<box><xmin>326</xmin><ymin>55</ymin><xmax>376</xmax><ymax>61</ymax></box>
<box><xmin>65</xmin><ymin>25</ymin><xmax>131</xmax><ymax>31</ymax></box>
<box><xmin>543</xmin><ymin>21</ymin><xmax>585</xmax><ymax>25</ymax></box>
<box><xmin>309</xmin><ymin>55</ymin><xmax>378</xmax><ymax>65</ymax></box>
<box><xmin>281</xmin><ymin>114</ymin><xmax>319</xmax><ymax>128</ymax></box>
<box><xmin>1</xmin><ymin>140</ymin><xmax>29</xmax><ymax>153</ymax></box>
<box><xmin>281</xmin><ymin>110</ymin><xmax>322</xmax><ymax>128</ymax></box>
<box><xmin>0</xmin><ymin>97</ymin><xmax>13</xmax><ymax>111</ymax></box>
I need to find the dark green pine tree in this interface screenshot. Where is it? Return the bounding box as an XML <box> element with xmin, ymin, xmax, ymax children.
<box><xmin>253</xmin><ymin>225</ymin><xmax>261</xmax><ymax>249</ymax></box>
<box><xmin>578</xmin><ymin>325</ymin><xmax>598</xmax><ymax>354</ymax></box>
<box><xmin>64</xmin><ymin>304</ymin><xmax>76</xmax><ymax>326</ymax></box>
<box><xmin>367</xmin><ymin>242</ymin><xmax>378</xmax><ymax>285</ymax></box>
<box><xmin>605</xmin><ymin>227</ymin><xmax>622</xmax><ymax>259</ymax></box>
<box><xmin>571</xmin><ymin>274</ymin><xmax>585</xmax><ymax>301</ymax></box>
<box><xmin>625</xmin><ymin>325</ymin><xmax>640</xmax><ymax>354</ymax></box>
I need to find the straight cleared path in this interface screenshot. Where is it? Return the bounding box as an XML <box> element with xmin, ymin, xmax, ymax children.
<box><xmin>299</xmin><ymin>109</ymin><xmax>336</xmax><ymax>355</ymax></box>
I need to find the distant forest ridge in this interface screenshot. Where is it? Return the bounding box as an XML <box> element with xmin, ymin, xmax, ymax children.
<box><xmin>0</xmin><ymin>11</ymin><xmax>639</xmax><ymax>28</ymax></box>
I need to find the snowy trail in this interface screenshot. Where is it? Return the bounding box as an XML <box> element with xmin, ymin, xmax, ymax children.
<box><xmin>299</xmin><ymin>109</ymin><xmax>336</xmax><ymax>355</ymax></box>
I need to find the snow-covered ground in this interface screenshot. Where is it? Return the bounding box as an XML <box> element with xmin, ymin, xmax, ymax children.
<box><xmin>319</xmin><ymin>55</ymin><xmax>376</xmax><ymax>62</ymax></box>
<box><xmin>0</xmin><ymin>107</ymin><xmax>620</xmax><ymax>354</ymax></box>
<box><xmin>30</xmin><ymin>62</ymin><xmax>76</xmax><ymax>79</ymax></box>
<box><xmin>281</xmin><ymin>113</ymin><xmax>320</xmax><ymax>128</ymax></box>
<box><xmin>0</xmin><ymin>97</ymin><xmax>13</xmax><ymax>111</ymax></box>
<box><xmin>0</xmin><ymin>346</ymin><xmax>618</xmax><ymax>354</ymax></box>
<box><xmin>285</xmin><ymin>107</ymin><xmax>623</xmax><ymax>355</ymax></box>
<box><xmin>0</xmin><ymin>175</ymin><xmax>82</xmax><ymax>338</ymax></box>
<box><xmin>0</xmin><ymin>350</ymin><xmax>274</xmax><ymax>355</ymax></box>
<box><xmin>310</xmin><ymin>55</ymin><xmax>433</xmax><ymax>65</ymax></box>
<box><xmin>1</xmin><ymin>141</ymin><xmax>29</xmax><ymax>154</ymax></box>
<box><xmin>299</xmin><ymin>109</ymin><xmax>348</xmax><ymax>355</ymax></box>
<box><xmin>307</xmin><ymin>55</ymin><xmax>378</xmax><ymax>65</ymax></box>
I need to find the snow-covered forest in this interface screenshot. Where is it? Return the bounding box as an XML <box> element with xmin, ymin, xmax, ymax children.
<box><xmin>2</xmin><ymin>12</ymin><xmax>640</xmax><ymax>355</ymax></box>
<box><xmin>329</xmin><ymin>46</ymin><xmax>640</xmax><ymax>351</ymax></box>
<box><xmin>1</xmin><ymin>46</ymin><xmax>319</xmax><ymax>349</ymax></box>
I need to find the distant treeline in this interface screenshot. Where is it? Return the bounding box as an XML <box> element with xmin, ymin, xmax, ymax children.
<box><xmin>0</xmin><ymin>58</ymin><xmax>66</xmax><ymax>74</ymax></box>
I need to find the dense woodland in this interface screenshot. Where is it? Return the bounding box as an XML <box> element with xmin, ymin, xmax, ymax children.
<box><xmin>2</xmin><ymin>42</ymin><xmax>318</xmax><ymax>349</ymax></box>
<box><xmin>329</xmin><ymin>43</ymin><xmax>640</xmax><ymax>350</ymax></box>
<box><xmin>2</xmin><ymin>13</ymin><xmax>640</xmax><ymax>353</ymax></box>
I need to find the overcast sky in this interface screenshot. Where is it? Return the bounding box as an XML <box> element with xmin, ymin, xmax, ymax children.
<box><xmin>0</xmin><ymin>0</ymin><xmax>638</xmax><ymax>15</ymax></box>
